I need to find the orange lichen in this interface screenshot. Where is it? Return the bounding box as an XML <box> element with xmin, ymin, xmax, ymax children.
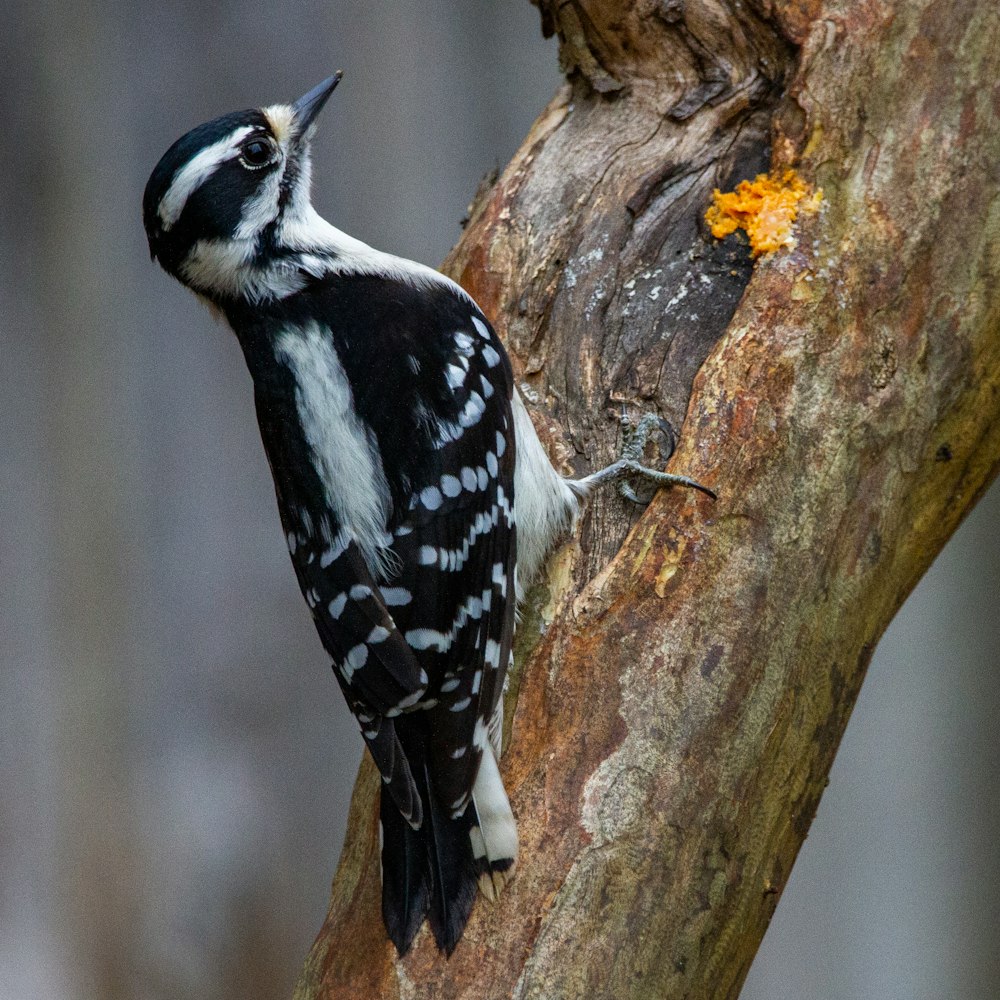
<box><xmin>706</xmin><ymin>169</ymin><xmax>822</xmax><ymax>257</ymax></box>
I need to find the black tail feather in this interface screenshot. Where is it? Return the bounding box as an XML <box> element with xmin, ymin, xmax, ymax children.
<box><xmin>379</xmin><ymin>791</ymin><xmax>431</xmax><ymax>955</ymax></box>
<box><xmin>420</xmin><ymin>760</ymin><xmax>479</xmax><ymax>956</ymax></box>
<box><xmin>378</xmin><ymin>727</ymin><xmax>481</xmax><ymax>956</ymax></box>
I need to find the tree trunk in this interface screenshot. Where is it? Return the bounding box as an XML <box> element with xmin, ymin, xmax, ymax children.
<box><xmin>294</xmin><ymin>1</ymin><xmax>1000</xmax><ymax>996</ymax></box>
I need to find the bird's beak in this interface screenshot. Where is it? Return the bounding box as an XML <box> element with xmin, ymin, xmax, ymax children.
<box><xmin>291</xmin><ymin>72</ymin><xmax>343</xmax><ymax>140</ymax></box>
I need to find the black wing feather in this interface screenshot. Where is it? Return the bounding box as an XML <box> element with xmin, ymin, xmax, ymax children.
<box><xmin>292</xmin><ymin>537</ymin><xmax>428</xmax><ymax>715</ymax></box>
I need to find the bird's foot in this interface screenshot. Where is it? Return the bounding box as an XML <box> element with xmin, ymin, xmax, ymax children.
<box><xmin>574</xmin><ymin>411</ymin><xmax>716</xmax><ymax>504</ymax></box>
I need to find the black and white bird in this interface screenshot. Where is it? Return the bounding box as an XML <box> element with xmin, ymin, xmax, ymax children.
<box><xmin>143</xmin><ymin>74</ymin><xmax>711</xmax><ymax>956</ymax></box>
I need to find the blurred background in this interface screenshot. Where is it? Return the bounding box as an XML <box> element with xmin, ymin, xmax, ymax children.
<box><xmin>0</xmin><ymin>2</ymin><xmax>996</xmax><ymax>998</ymax></box>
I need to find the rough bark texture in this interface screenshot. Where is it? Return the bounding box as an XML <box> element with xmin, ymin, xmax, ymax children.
<box><xmin>294</xmin><ymin>1</ymin><xmax>1000</xmax><ymax>997</ymax></box>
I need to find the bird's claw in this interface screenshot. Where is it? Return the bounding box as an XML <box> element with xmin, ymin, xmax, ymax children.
<box><xmin>615</xmin><ymin>410</ymin><xmax>714</xmax><ymax>504</ymax></box>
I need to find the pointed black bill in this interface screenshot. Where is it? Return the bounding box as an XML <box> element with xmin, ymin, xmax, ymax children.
<box><xmin>292</xmin><ymin>72</ymin><xmax>343</xmax><ymax>136</ymax></box>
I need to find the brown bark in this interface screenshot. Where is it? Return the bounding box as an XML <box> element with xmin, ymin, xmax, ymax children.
<box><xmin>294</xmin><ymin>1</ymin><xmax>1000</xmax><ymax>997</ymax></box>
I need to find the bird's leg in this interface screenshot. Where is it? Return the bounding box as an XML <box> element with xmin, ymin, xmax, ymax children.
<box><xmin>572</xmin><ymin>412</ymin><xmax>716</xmax><ymax>503</ymax></box>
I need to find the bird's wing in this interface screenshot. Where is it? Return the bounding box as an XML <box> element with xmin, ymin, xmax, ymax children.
<box><xmin>386</xmin><ymin>337</ymin><xmax>517</xmax><ymax>816</ymax></box>
<box><xmin>292</xmin><ymin>533</ymin><xmax>429</xmax><ymax>717</ymax></box>
<box><xmin>283</xmin><ymin>301</ymin><xmax>517</xmax><ymax>828</ymax></box>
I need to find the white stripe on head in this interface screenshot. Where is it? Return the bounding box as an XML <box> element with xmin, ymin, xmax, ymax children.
<box><xmin>158</xmin><ymin>126</ymin><xmax>254</xmax><ymax>231</ymax></box>
<box><xmin>235</xmin><ymin>104</ymin><xmax>302</xmax><ymax>240</ymax></box>
<box><xmin>234</xmin><ymin>167</ymin><xmax>284</xmax><ymax>240</ymax></box>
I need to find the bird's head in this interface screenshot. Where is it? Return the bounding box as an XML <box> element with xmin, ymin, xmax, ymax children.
<box><xmin>142</xmin><ymin>73</ymin><xmax>342</xmax><ymax>301</ymax></box>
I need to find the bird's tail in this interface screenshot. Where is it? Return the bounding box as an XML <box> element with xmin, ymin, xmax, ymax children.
<box><xmin>379</xmin><ymin>741</ymin><xmax>518</xmax><ymax>955</ymax></box>
<box><xmin>468</xmin><ymin>739</ymin><xmax>518</xmax><ymax>902</ymax></box>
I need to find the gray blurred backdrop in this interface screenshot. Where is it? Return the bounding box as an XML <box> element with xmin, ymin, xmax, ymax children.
<box><xmin>1</xmin><ymin>2</ymin><xmax>996</xmax><ymax>998</ymax></box>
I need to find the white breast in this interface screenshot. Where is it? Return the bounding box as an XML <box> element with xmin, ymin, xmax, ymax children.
<box><xmin>511</xmin><ymin>390</ymin><xmax>581</xmax><ymax>592</ymax></box>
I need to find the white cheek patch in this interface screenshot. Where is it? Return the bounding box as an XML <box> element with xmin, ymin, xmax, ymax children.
<box><xmin>158</xmin><ymin>127</ymin><xmax>254</xmax><ymax>231</ymax></box>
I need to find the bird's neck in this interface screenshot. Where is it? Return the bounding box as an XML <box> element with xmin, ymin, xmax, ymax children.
<box><xmin>178</xmin><ymin>203</ymin><xmax>448</xmax><ymax>308</ymax></box>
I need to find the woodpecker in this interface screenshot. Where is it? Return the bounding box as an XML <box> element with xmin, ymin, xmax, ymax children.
<box><xmin>143</xmin><ymin>74</ymin><xmax>712</xmax><ymax>956</ymax></box>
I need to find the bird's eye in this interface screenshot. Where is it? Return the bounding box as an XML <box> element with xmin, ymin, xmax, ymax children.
<box><xmin>240</xmin><ymin>139</ymin><xmax>274</xmax><ymax>169</ymax></box>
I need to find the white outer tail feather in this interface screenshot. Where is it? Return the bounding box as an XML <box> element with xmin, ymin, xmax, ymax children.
<box><xmin>470</xmin><ymin>719</ymin><xmax>518</xmax><ymax>902</ymax></box>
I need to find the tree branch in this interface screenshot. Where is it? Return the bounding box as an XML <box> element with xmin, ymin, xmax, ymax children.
<box><xmin>294</xmin><ymin>1</ymin><xmax>1000</xmax><ymax>996</ymax></box>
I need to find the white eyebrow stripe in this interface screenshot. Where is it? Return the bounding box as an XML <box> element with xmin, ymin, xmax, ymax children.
<box><xmin>158</xmin><ymin>126</ymin><xmax>255</xmax><ymax>231</ymax></box>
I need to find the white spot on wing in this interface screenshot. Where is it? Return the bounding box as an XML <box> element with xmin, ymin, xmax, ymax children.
<box><xmin>394</xmin><ymin>688</ymin><xmax>426</xmax><ymax>712</ymax></box>
<box><xmin>421</xmin><ymin>485</ymin><xmax>443</xmax><ymax>510</ymax></box>
<box><xmin>405</xmin><ymin>628</ymin><xmax>452</xmax><ymax>651</ymax></box>
<box><xmin>458</xmin><ymin>392</ymin><xmax>486</xmax><ymax>429</ymax></box>
<box><xmin>380</xmin><ymin>586</ymin><xmax>412</xmax><ymax>606</ymax></box>
<box><xmin>433</xmin><ymin>420</ymin><xmax>465</xmax><ymax>449</ymax></box>
<box><xmin>342</xmin><ymin>643</ymin><xmax>369</xmax><ymax>679</ymax></box>
<box><xmin>484</xmin><ymin>639</ymin><xmax>502</xmax><ymax>669</ymax></box>
<box><xmin>482</xmin><ymin>343</ymin><xmax>501</xmax><ymax>368</ymax></box>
